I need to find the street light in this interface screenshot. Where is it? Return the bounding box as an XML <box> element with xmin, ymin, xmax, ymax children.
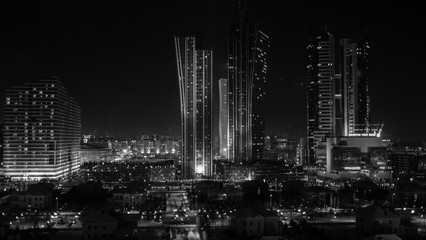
<box><xmin>392</xmin><ymin>193</ymin><xmax>395</xmax><ymax>206</ymax></box>
<box><xmin>56</xmin><ymin>197</ymin><xmax>58</xmax><ymax>212</ymax></box>
<box><xmin>270</xmin><ymin>194</ymin><xmax>273</xmax><ymax>210</ymax></box>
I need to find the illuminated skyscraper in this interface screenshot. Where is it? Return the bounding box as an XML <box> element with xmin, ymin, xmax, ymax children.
<box><xmin>306</xmin><ymin>28</ymin><xmax>336</xmax><ymax>166</ymax></box>
<box><xmin>2</xmin><ymin>78</ymin><xmax>81</xmax><ymax>180</ymax></box>
<box><xmin>218</xmin><ymin>78</ymin><xmax>229</xmax><ymax>159</ymax></box>
<box><xmin>174</xmin><ymin>36</ymin><xmax>213</xmax><ymax>179</ymax></box>
<box><xmin>306</xmin><ymin>26</ymin><xmax>373</xmax><ymax>166</ymax></box>
<box><xmin>340</xmin><ymin>38</ymin><xmax>371</xmax><ymax>136</ymax></box>
<box><xmin>228</xmin><ymin>4</ymin><xmax>270</xmax><ymax>163</ymax></box>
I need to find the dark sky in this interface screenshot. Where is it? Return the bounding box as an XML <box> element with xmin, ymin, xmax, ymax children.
<box><xmin>1</xmin><ymin>1</ymin><xmax>425</xmax><ymax>142</ymax></box>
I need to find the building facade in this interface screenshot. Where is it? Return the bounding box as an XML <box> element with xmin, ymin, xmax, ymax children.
<box><xmin>174</xmin><ymin>36</ymin><xmax>213</xmax><ymax>178</ymax></box>
<box><xmin>306</xmin><ymin>25</ymin><xmax>373</xmax><ymax>167</ymax></box>
<box><xmin>228</xmin><ymin>6</ymin><xmax>270</xmax><ymax>163</ymax></box>
<box><xmin>306</xmin><ymin>28</ymin><xmax>336</xmax><ymax>166</ymax></box>
<box><xmin>218</xmin><ymin>78</ymin><xmax>229</xmax><ymax>159</ymax></box>
<box><xmin>340</xmin><ymin>39</ymin><xmax>371</xmax><ymax>136</ymax></box>
<box><xmin>3</xmin><ymin>78</ymin><xmax>81</xmax><ymax>180</ymax></box>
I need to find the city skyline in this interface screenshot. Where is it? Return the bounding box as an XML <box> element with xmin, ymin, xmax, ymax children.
<box><xmin>1</xmin><ymin>1</ymin><xmax>425</xmax><ymax>142</ymax></box>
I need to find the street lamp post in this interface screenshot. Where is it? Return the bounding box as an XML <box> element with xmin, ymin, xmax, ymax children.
<box><xmin>270</xmin><ymin>194</ymin><xmax>273</xmax><ymax>210</ymax></box>
<box><xmin>56</xmin><ymin>197</ymin><xmax>58</xmax><ymax>212</ymax></box>
<box><xmin>195</xmin><ymin>195</ymin><xmax>198</xmax><ymax>211</ymax></box>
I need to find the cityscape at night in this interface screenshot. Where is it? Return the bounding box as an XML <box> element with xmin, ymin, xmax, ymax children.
<box><xmin>0</xmin><ymin>1</ymin><xmax>425</xmax><ymax>240</ymax></box>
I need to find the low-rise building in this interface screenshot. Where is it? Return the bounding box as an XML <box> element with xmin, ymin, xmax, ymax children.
<box><xmin>230</xmin><ymin>206</ymin><xmax>281</xmax><ymax>238</ymax></box>
<box><xmin>9</xmin><ymin>183</ymin><xmax>53</xmax><ymax>209</ymax></box>
<box><xmin>222</xmin><ymin>163</ymin><xmax>251</xmax><ymax>181</ymax></box>
<box><xmin>111</xmin><ymin>188</ymin><xmax>146</xmax><ymax>211</ymax></box>
<box><xmin>82</xmin><ymin>210</ymin><xmax>118</xmax><ymax>240</ymax></box>
<box><xmin>80</xmin><ymin>143</ymin><xmax>112</xmax><ymax>163</ymax></box>
<box><xmin>82</xmin><ymin>209</ymin><xmax>140</xmax><ymax>240</ymax></box>
<box><xmin>149</xmin><ymin>160</ymin><xmax>175</xmax><ymax>182</ymax></box>
<box><xmin>391</xmin><ymin>151</ymin><xmax>426</xmax><ymax>183</ymax></box>
<box><xmin>356</xmin><ymin>204</ymin><xmax>400</xmax><ymax>235</ymax></box>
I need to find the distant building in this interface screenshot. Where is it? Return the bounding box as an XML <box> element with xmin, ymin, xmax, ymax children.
<box><xmin>221</xmin><ymin>162</ymin><xmax>251</xmax><ymax>181</ymax></box>
<box><xmin>137</xmin><ymin>135</ymin><xmax>180</xmax><ymax>156</ymax></box>
<box><xmin>83</xmin><ymin>162</ymin><xmax>150</xmax><ymax>183</ymax></box>
<box><xmin>165</xmin><ymin>190</ymin><xmax>189</xmax><ymax>212</ymax></box>
<box><xmin>230</xmin><ymin>206</ymin><xmax>281</xmax><ymax>238</ymax></box>
<box><xmin>82</xmin><ymin>210</ymin><xmax>118</xmax><ymax>240</ymax></box>
<box><xmin>306</xmin><ymin>25</ymin><xmax>375</xmax><ymax>167</ymax></box>
<box><xmin>265</xmin><ymin>137</ymin><xmax>301</xmax><ymax>163</ymax></box>
<box><xmin>9</xmin><ymin>183</ymin><xmax>53</xmax><ymax>209</ymax></box>
<box><xmin>325</xmin><ymin>136</ymin><xmax>390</xmax><ymax>180</ymax></box>
<box><xmin>3</xmin><ymin>78</ymin><xmax>81</xmax><ymax>180</ymax></box>
<box><xmin>111</xmin><ymin>189</ymin><xmax>146</xmax><ymax>211</ymax></box>
<box><xmin>149</xmin><ymin>160</ymin><xmax>175</xmax><ymax>182</ymax></box>
<box><xmin>306</xmin><ymin>26</ymin><xmax>336</xmax><ymax>166</ymax></box>
<box><xmin>389</xmin><ymin>182</ymin><xmax>426</xmax><ymax>207</ymax></box>
<box><xmin>356</xmin><ymin>204</ymin><xmax>400</xmax><ymax>235</ymax></box>
<box><xmin>303</xmin><ymin>186</ymin><xmax>336</xmax><ymax>208</ymax></box>
<box><xmin>340</xmin><ymin>38</ymin><xmax>371</xmax><ymax>136</ymax></box>
<box><xmin>80</xmin><ymin>143</ymin><xmax>112</xmax><ymax>163</ymax></box>
<box><xmin>83</xmin><ymin>209</ymin><xmax>140</xmax><ymax>240</ymax></box>
<box><xmin>356</xmin><ymin>204</ymin><xmax>419</xmax><ymax>237</ymax></box>
<box><xmin>361</xmin><ymin>235</ymin><xmax>401</xmax><ymax>240</ymax></box>
<box><xmin>391</xmin><ymin>151</ymin><xmax>426</xmax><ymax>182</ymax></box>
<box><xmin>0</xmin><ymin>124</ymin><xmax>3</xmax><ymax>179</ymax></box>
<box><xmin>174</xmin><ymin>36</ymin><xmax>213</xmax><ymax>179</ymax></box>
<box><xmin>252</xmin><ymin>162</ymin><xmax>305</xmax><ymax>182</ymax></box>
<box><xmin>228</xmin><ymin>4</ymin><xmax>270</xmax><ymax>163</ymax></box>
<box><xmin>218</xmin><ymin>78</ymin><xmax>229</xmax><ymax>160</ymax></box>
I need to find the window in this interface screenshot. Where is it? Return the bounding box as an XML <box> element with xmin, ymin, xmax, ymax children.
<box><xmin>88</xmin><ymin>225</ymin><xmax>91</xmax><ymax>230</ymax></box>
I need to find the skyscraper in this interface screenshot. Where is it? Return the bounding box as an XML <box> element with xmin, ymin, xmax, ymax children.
<box><xmin>228</xmin><ymin>4</ymin><xmax>270</xmax><ymax>163</ymax></box>
<box><xmin>306</xmin><ymin>25</ymin><xmax>373</xmax><ymax>166</ymax></box>
<box><xmin>218</xmin><ymin>78</ymin><xmax>229</xmax><ymax>159</ymax></box>
<box><xmin>174</xmin><ymin>36</ymin><xmax>213</xmax><ymax>179</ymax></box>
<box><xmin>2</xmin><ymin>78</ymin><xmax>81</xmax><ymax>180</ymax></box>
<box><xmin>340</xmin><ymin>38</ymin><xmax>371</xmax><ymax>136</ymax></box>
<box><xmin>306</xmin><ymin>28</ymin><xmax>336</xmax><ymax>165</ymax></box>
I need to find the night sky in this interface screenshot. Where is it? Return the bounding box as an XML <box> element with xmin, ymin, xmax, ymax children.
<box><xmin>1</xmin><ymin>1</ymin><xmax>425</xmax><ymax>142</ymax></box>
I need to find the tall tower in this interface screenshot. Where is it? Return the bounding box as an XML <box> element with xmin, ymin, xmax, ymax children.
<box><xmin>2</xmin><ymin>78</ymin><xmax>81</xmax><ymax>180</ymax></box>
<box><xmin>340</xmin><ymin>39</ymin><xmax>370</xmax><ymax>136</ymax></box>
<box><xmin>218</xmin><ymin>78</ymin><xmax>229</xmax><ymax>159</ymax></box>
<box><xmin>306</xmin><ymin>26</ymin><xmax>372</xmax><ymax>166</ymax></box>
<box><xmin>228</xmin><ymin>4</ymin><xmax>270</xmax><ymax>163</ymax></box>
<box><xmin>306</xmin><ymin>27</ymin><xmax>336</xmax><ymax>166</ymax></box>
<box><xmin>174</xmin><ymin>36</ymin><xmax>213</xmax><ymax>179</ymax></box>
